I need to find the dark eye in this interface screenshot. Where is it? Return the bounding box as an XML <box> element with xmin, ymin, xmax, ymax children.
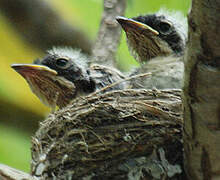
<box><xmin>158</xmin><ymin>21</ymin><xmax>172</xmax><ymax>34</ymax></box>
<box><xmin>56</xmin><ymin>58</ymin><xmax>69</xmax><ymax>68</ymax></box>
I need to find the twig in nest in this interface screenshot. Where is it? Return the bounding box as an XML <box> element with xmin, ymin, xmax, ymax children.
<box><xmin>89</xmin><ymin>72</ymin><xmax>152</xmax><ymax>97</ymax></box>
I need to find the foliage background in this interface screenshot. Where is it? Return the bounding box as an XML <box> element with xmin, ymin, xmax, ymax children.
<box><xmin>0</xmin><ymin>0</ymin><xmax>190</xmax><ymax>172</ymax></box>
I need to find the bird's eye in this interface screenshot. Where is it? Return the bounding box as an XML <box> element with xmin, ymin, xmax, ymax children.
<box><xmin>56</xmin><ymin>58</ymin><xmax>69</xmax><ymax>68</ymax></box>
<box><xmin>158</xmin><ymin>21</ymin><xmax>172</xmax><ymax>34</ymax></box>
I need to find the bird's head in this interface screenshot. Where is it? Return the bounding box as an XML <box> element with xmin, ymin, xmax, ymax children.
<box><xmin>11</xmin><ymin>48</ymin><xmax>95</xmax><ymax>110</ymax></box>
<box><xmin>116</xmin><ymin>10</ymin><xmax>187</xmax><ymax>62</ymax></box>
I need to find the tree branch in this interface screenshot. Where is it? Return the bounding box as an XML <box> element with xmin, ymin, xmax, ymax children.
<box><xmin>0</xmin><ymin>164</ymin><xmax>34</xmax><ymax>180</ymax></box>
<box><xmin>92</xmin><ymin>0</ymin><xmax>126</xmax><ymax>65</ymax></box>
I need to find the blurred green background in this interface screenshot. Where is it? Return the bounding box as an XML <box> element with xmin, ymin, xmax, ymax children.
<box><xmin>0</xmin><ymin>0</ymin><xmax>190</xmax><ymax>172</ymax></box>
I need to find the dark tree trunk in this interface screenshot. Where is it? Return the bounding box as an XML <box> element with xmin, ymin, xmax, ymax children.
<box><xmin>183</xmin><ymin>0</ymin><xmax>220</xmax><ymax>179</ymax></box>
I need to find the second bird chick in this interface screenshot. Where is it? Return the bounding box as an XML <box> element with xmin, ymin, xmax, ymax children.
<box><xmin>11</xmin><ymin>48</ymin><xmax>128</xmax><ymax>111</ymax></box>
<box><xmin>116</xmin><ymin>10</ymin><xmax>187</xmax><ymax>62</ymax></box>
<box><xmin>116</xmin><ymin>10</ymin><xmax>187</xmax><ymax>89</ymax></box>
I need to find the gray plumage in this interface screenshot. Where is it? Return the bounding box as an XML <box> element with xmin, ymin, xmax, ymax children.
<box><xmin>117</xmin><ymin>9</ymin><xmax>187</xmax><ymax>89</ymax></box>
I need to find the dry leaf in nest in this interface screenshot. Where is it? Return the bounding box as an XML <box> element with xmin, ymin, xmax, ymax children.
<box><xmin>31</xmin><ymin>89</ymin><xmax>184</xmax><ymax>179</ymax></box>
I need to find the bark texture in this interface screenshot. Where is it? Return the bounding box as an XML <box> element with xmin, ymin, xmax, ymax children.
<box><xmin>92</xmin><ymin>0</ymin><xmax>126</xmax><ymax>65</ymax></box>
<box><xmin>0</xmin><ymin>0</ymin><xmax>92</xmax><ymax>54</ymax></box>
<box><xmin>183</xmin><ymin>0</ymin><xmax>220</xmax><ymax>179</ymax></box>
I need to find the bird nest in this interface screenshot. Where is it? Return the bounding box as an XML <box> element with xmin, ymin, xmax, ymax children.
<box><xmin>31</xmin><ymin>89</ymin><xmax>183</xmax><ymax>179</ymax></box>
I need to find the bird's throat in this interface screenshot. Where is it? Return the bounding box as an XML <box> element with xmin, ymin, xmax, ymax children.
<box><xmin>24</xmin><ymin>74</ymin><xmax>77</xmax><ymax>109</ymax></box>
<box><xmin>126</xmin><ymin>30</ymin><xmax>173</xmax><ymax>62</ymax></box>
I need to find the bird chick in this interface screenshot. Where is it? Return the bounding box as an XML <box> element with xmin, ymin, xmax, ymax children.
<box><xmin>11</xmin><ymin>48</ymin><xmax>127</xmax><ymax>111</ymax></box>
<box><xmin>116</xmin><ymin>10</ymin><xmax>187</xmax><ymax>89</ymax></box>
<box><xmin>116</xmin><ymin>9</ymin><xmax>187</xmax><ymax>62</ymax></box>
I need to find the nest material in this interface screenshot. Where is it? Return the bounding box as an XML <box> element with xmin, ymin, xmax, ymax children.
<box><xmin>31</xmin><ymin>89</ymin><xmax>183</xmax><ymax>180</ymax></box>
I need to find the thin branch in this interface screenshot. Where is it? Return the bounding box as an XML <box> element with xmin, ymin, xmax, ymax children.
<box><xmin>0</xmin><ymin>164</ymin><xmax>35</xmax><ymax>180</ymax></box>
<box><xmin>92</xmin><ymin>0</ymin><xmax>126</xmax><ymax>65</ymax></box>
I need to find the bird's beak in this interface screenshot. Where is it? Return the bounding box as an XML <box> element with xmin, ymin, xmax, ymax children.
<box><xmin>11</xmin><ymin>63</ymin><xmax>76</xmax><ymax>109</ymax></box>
<box><xmin>11</xmin><ymin>64</ymin><xmax>57</xmax><ymax>77</ymax></box>
<box><xmin>116</xmin><ymin>16</ymin><xmax>159</xmax><ymax>35</ymax></box>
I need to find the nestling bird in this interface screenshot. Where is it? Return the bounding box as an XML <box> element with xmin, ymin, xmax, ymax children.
<box><xmin>116</xmin><ymin>9</ymin><xmax>187</xmax><ymax>62</ymax></box>
<box><xmin>116</xmin><ymin>10</ymin><xmax>187</xmax><ymax>89</ymax></box>
<box><xmin>11</xmin><ymin>48</ymin><xmax>128</xmax><ymax>111</ymax></box>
